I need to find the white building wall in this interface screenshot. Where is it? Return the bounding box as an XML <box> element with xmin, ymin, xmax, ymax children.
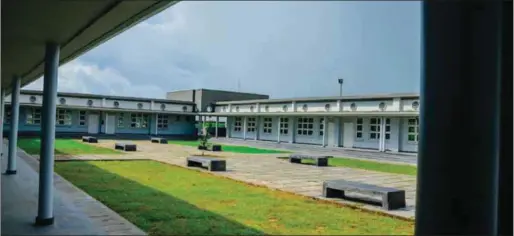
<box><xmin>401</xmin><ymin>99</ymin><xmax>421</xmax><ymax>112</ymax></box>
<box><xmin>295</xmin><ymin>102</ymin><xmax>338</xmax><ymax>112</ymax></box>
<box><xmin>341</xmin><ymin>100</ymin><xmax>395</xmax><ymax>112</ymax></box>
<box><xmin>293</xmin><ymin>116</ymin><xmax>323</xmax><ymax>145</ymax></box>
<box><xmin>384</xmin><ymin>117</ymin><xmax>401</xmax><ymax>152</ymax></box>
<box><xmin>258</xmin><ymin>116</ymin><xmax>278</xmax><ymax>141</ymax></box>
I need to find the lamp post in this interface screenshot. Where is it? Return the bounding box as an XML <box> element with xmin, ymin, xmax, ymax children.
<box><xmin>338</xmin><ymin>78</ymin><xmax>344</xmax><ymax>96</ymax></box>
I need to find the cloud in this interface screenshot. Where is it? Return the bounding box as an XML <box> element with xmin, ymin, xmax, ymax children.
<box><xmin>24</xmin><ymin>1</ymin><xmax>421</xmax><ymax>99</ymax></box>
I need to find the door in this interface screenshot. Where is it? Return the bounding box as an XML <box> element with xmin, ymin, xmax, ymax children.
<box><xmin>105</xmin><ymin>114</ymin><xmax>116</xmax><ymax>134</ymax></box>
<box><xmin>343</xmin><ymin>122</ymin><xmax>354</xmax><ymax>148</ymax></box>
<box><xmin>87</xmin><ymin>114</ymin><xmax>99</xmax><ymax>134</ymax></box>
<box><xmin>327</xmin><ymin>119</ymin><xmax>336</xmax><ymax>147</ymax></box>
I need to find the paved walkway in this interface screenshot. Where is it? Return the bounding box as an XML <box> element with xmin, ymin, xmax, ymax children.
<box><xmin>67</xmin><ymin>140</ymin><xmax>417</xmax><ymax>219</ymax></box>
<box><xmin>211</xmin><ymin>138</ymin><xmax>418</xmax><ymax>165</ymax></box>
<box><xmin>1</xmin><ymin>145</ymin><xmax>146</xmax><ymax>235</ymax></box>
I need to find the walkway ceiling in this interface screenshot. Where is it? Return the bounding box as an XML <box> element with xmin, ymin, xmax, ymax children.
<box><xmin>2</xmin><ymin>0</ymin><xmax>179</xmax><ymax>94</ymax></box>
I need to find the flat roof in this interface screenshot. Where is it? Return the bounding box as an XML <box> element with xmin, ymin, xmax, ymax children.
<box><xmin>215</xmin><ymin>93</ymin><xmax>420</xmax><ymax>105</ymax></box>
<box><xmin>19</xmin><ymin>90</ymin><xmax>195</xmax><ymax>105</ymax></box>
<box><xmin>167</xmin><ymin>88</ymin><xmax>269</xmax><ymax>97</ymax></box>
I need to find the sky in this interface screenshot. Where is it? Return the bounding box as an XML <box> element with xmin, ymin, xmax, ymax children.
<box><xmin>24</xmin><ymin>1</ymin><xmax>422</xmax><ymax>99</ymax></box>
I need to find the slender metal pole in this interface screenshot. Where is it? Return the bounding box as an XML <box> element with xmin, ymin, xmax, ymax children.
<box><xmin>0</xmin><ymin>90</ymin><xmax>5</xmax><ymax>156</ymax></box>
<box><xmin>415</xmin><ymin>1</ymin><xmax>502</xmax><ymax>234</ymax></box>
<box><xmin>36</xmin><ymin>42</ymin><xmax>60</xmax><ymax>226</ymax></box>
<box><xmin>6</xmin><ymin>76</ymin><xmax>21</xmax><ymax>175</ymax></box>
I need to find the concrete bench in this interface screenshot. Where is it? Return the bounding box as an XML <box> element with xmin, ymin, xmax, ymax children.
<box><xmin>81</xmin><ymin>136</ymin><xmax>98</xmax><ymax>143</ymax></box>
<box><xmin>211</xmin><ymin>145</ymin><xmax>222</xmax><ymax>152</ymax></box>
<box><xmin>323</xmin><ymin>179</ymin><xmax>406</xmax><ymax>210</ymax></box>
<box><xmin>114</xmin><ymin>142</ymin><xmax>137</xmax><ymax>152</ymax></box>
<box><xmin>289</xmin><ymin>154</ymin><xmax>332</xmax><ymax>167</ymax></box>
<box><xmin>186</xmin><ymin>156</ymin><xmax>226</xmax><ymax>172</ymax></box>
<box><xmin>150</xmin><ymin>137</ymin><xmax>168</xmax><ymax>144</ymax></box>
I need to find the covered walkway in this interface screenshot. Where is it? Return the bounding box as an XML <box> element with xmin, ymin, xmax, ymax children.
<box><xmin>1</xmin><ymin>144</ymin><xmax>146</xmax><ymax>235</ymax></box>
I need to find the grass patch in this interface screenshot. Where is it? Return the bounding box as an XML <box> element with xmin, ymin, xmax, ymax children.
<box><xmin>17</xmin><ymin>138</ymin><xmax>120</xmax><ymax>155</ymax></box>
<box><xmin>277</xmin><ymin>157</ymin><xmax>417</xmax><ymax>176</ymax></box>
<box><xmin>55</xmin><ymin>160</ymin><xmax>413</xmax><ymax>235</ymax></box>
<box><xmin>170</xmin><ymin>140</ymin><xmax>290</xmax><ymax>154</ymax></box>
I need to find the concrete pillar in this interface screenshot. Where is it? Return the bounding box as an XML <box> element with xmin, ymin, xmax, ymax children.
<box><xmin>321</xmin><ymin>116</ymin><xmax>327</xmax><ymax>147</ymax></box>
<box><xmin>289</xmin><ymin>117</ymin><xmax>296</xmax><ymax>144</ymax></box>
<box><xmin>6</xmin><ymin>76</ymin><xmax>20</xmax><ymax>175</ymax></box>
<box><xmin>277</xmin><ymin>117</ymin><xmax>281</xmax><ymax>143</ymax></box>
<box><xmin>215</xmin><ymin>116</ymin><xmax>219</xmax><ymax>138</ymax></box>
<box><xmin>0</xmin><ymin>90</ymin><xmax>5</xmax><ymax>156</ymax></box>
<box><xmin>379</xmin><ymin>117</ymin><xmax>386</xmax><ymax>152</ymax></box>
<box><xmin>36</xmin><ymin>42</ymin><xmax>60</xmax><ymax>226</ymax></box>
<box><xmin>415</xmin><ymin>1</ymin><xmax>503</xmax><ymax>235</ymax></box>
<box><xmin>254</xmin><ymin>116</ymin><xmax>259</xmax><ymax>141</ymax></box>
<box><xmin>243</xmin><ymin>116</ymin><xmax>247</xmax><ymax>140</ymax></box>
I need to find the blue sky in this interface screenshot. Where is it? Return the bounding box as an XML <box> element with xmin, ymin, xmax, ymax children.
<box><xmin>26</xmin><ymin>1</ymin><xmax>422</xmax><ymax>99</ymax></box>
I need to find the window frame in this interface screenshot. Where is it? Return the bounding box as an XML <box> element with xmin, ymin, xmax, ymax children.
<box><xmin>26</xmin><ymin>107</ymin><xmax>41</xmax><ymax>125</ymax></box>
<box><xmin>368</xmin><ymin>117</ymin><xmax>381</xmax><ymax>140</ymax></box>
<box><xmin>319</xmin><ymin>118</ymin><xmax>325</xmax><ymax>136</ymax></box>
<box><xmin>263</xmin><ymin>117</ymin><xmax>273</xmax><ymax>134</ymax></box>
<box><xmin>78</xmin><ymin>111</ymin><xmax>87</xmax><ymax>126</ymax></box>
<box><xmin>234</xmin><ymin>117</ymin><xmax>242</xmax><ymax>132</ymax></box>
<box><xmin>297</xmin><ymin>117</ymin><xmax>314</xmax><ymax>136</ymax></box>
<box><xmin>407</xmin><ymin>117</ymin><xmax>419</xmax><ymax>143</ymax></box>
<box><xmin>355</xmin><ymin>118</ymin><xmax>364</xmax><ymax>140</ymax></box>
<box><xmin>56</xmin><ymin>109</ymin><xmax>72</xmax><ymax>126</ymax></box>
<box><xmin>279</xmin><ymin>117</ymin><xmax>289</xmax><ymax>135</ymax></box>
<box><xmin>157</xmin><ymin>114</ymin><xmax>169</xmax><ymax>129</ymax></box>
<box><xmin>117</xmin><ymin>113</ymin><xmax>125</xmax><ymax>128</ymax></box>
<box><xmin>247</xmin><ymin>117</ymin><xmax>256</xmax><ymax>132</ymax></box>
<box><xmin>130</xmin><ymin>113</ymin><xmax>149</xmax><ymax>128</ymax></box>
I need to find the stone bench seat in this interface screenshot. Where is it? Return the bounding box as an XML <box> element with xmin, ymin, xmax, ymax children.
<box><xmin>289</xmin><ymin>153</ymin><xmax>332</xmax><ymax>167</ymax></box>
<box><xmin>114</xmin><ymin>142</ymin><xmax>137</xmax><ymax>152</ymax></box>
<box><xmin>81</xmin><ymin>136</ymin><xmax>98</xmax><ymax>143</ymax></box>
<box><xmin>323</xmin><ymin>179</ymin><xmax>406</xmax><ymax>210</ymax></box>
<box><xmin>186</xmin><ymin>156</ymin><xmax>226</xmax><ymax>172</ymax></box>
<box><xmin>150</xmin><ymin>137</ymin><xmax>168</xmax><ymax>144</ymax></box>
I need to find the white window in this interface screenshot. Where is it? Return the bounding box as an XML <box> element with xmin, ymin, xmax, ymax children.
<box><xmin>26</xmin><ymin>107</ymin><xmax>41</xmax><ymax>125</ymax></box>
<box><xmin>56</xmin><ymin>109</ymin><xmax>72</xmax><ymax>125</ymax></box>
<box><xmin>263</xmin><ymin>117</ymin><xmax>272</xmax><ymax>134</ymax></box>
<box><xmin>4</xmin><ymin>106</ymin><xmax>11</xmax><ymax>124</ymax></box>
<box><xmin>157</xmin><ymin>114</ymin><xmax>169</xmax><ymax>129</ymax></box>
<box><xmin>407</xmin><ymin>117</ymin><xmax>419</xmax><ymax>142</ymax></box>
<box><xmin>118</xmin><ymin>113</ymin><xmax>124</xmax><ymax>128</ymax></box>
<box><xmin>369</xmin><ymin>117</ymin><xmax>381</xmax><ymax>140</ymax></box>
<box><xmin>319</xmin><ymin>118</ymin><xmax>325</xmax><ymax>136</ymax></box>
<box><xmin>280</xmin><ymin>117</ymin><xmax>289</xmax><ymax>134</ymax></box>
<box><xmin>234</xmin><ymin>117</ymin><xmax>242</xmax><ymax>132</ymax></box>
<box><xmin>385</xmin><ymin>118</ymin><xmax>391</xmax><ymax>140</ymax></box>
<box><xmin>79</xmin><ymin>111</ymin><xmax>87</xmax><ymax>126</ymax></box>
<box><xmin>247</xmin><ymin>117</ymin><xmax>256</xmax><ymax>132</ymax></box>
<box><xmin>130</xmin><ymin>113</ymin><xmax>148</xmax><ymax>128</ymax></box>
<box><xmin>297</xmin><ymin>117</ymin><xmax>314</xmax><ymax>136</ymax></box>
<box><xmin>356</xmin><ymin>118</ymin><xmax>363</xmax><ymax>139</ymax></box>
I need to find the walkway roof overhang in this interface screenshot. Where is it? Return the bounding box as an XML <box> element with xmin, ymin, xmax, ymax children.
<box><xmin>199</xmin><ymin>111</ymin><xmax>420</xmax><ymax>117</ymax></box>
<box><xmin>2</xmin><ymin>0</ymin><xmax>179</xmax><ymax>94</ymax></box>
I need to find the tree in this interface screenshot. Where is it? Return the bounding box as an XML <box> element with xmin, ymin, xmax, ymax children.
<box><xmin>198</xmin><ymin>123</ymin><xmax>212</xmax><ymax>155</ymax></box>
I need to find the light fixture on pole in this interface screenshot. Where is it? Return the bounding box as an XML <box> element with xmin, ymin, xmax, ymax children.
<box><xmin>338</xmin><ymin>78</ymin><xmax>344</xmax><ymax>96</ymax></box>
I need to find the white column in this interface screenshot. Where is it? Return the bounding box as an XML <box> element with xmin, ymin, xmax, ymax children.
<box><xmin>36</xmin><ymin>42</ymin><xmax>60</xmax><ymax>226</ymax></box>
<box><xmin>337</xmin><ymin>100</ymin><xmax>342</xmax><ymax>112</ymax></box>
<box><xmin>101</xmin><ymin>98</ymin><xmax>106</xmax><ymax>107</ymax></box>
<box><xmin>215</xmin><ymin>116</ymin><xmax>219</xmax><ymax>138</ymax></box>
<box><xmin>6</xmin><ymin>76</ymin><xmax>21</xmax><ymax>174</ymax></box>
<box><xmin>243</xmin><ymin>116</ymin><xmax>247</xmax><ymax>140</ymax></box>
<box><xmin>379</xmin><ymin>117</ymin><xmax>386</xmax><ymax>152</ymax></box>
<box><xmin>277</xmin><ymin>117</ymin><xmax>281</xmax><ymax>143</ymax></box>
<box><xmin>151</xmin><ymin>101</ymin><xmax>155</xmax><ymax>110</ymax></box>
<box><xmin>290</xmin><ymin>117</ymin><xmax>295</xmax><ymax>144</ymax></box>
<box><xmin>254</xmin><ymin>116</ymin><xmax>259</xmax><ymax>141</ymax></box>
<box><xmin>322</xmin><ymin>116</ymin><xmax>327</xmax><ymax>147</ymax></box>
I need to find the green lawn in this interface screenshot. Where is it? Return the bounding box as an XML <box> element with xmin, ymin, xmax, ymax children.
<box><xmin>17</xmin><ymin>138</ymin><xmax>120</xmax><ymax>155</ymax></box>
<box><xmin>277</xmin><ymin>157</ymin><xmax>417</xmax><ymax>176</ymax></box>
<box><xmin>55</xmin><ymin>160</ymin><xmax>413</xmax><ymax>235</ymax></box>
<box><xmin>169</xmin><ymin>140</ymin><xmax>290</xmax><ymax>154</ymax></box>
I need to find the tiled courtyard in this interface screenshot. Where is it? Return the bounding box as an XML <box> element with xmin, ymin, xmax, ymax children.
<box><xmin>54</xmin><ymin>139</ymin><xmax>417</xmax><ymax>219</ymax></box>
